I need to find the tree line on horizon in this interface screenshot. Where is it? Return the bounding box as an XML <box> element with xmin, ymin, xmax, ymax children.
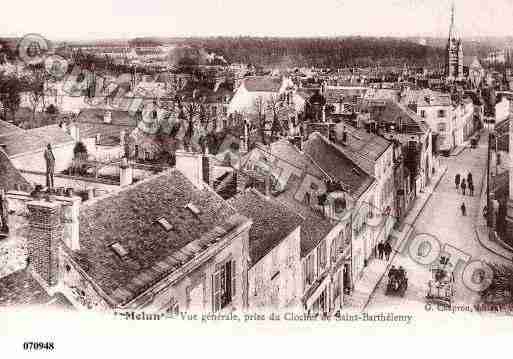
<box><xmin>166</xmin><ymin>37</ymin><xmax>447</xmax><ymax>68</ymax></box>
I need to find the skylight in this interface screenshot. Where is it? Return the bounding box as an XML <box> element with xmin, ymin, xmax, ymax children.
<box><xmin>111</xmin><ymin>242</ymin><xmax>129</xmax><ymax>258</ymax></box>
<box><xmin>157</xmin><ymin>217</ymin><xmax>173</xmax><ymax>232</ymax></box>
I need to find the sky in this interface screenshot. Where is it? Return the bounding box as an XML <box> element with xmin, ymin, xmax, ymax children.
<box><xmin>1</xmin><ymin>0</ymin><xmax>512</xmax><ymax>41</ymax></box>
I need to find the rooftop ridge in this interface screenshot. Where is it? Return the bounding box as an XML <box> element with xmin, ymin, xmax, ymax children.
<box><xmin>80</xmin><ymin>167</ymin><xmax>178</xmax><ymax>210</ymax></box>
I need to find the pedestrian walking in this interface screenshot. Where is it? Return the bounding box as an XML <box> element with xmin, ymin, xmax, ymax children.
<box><xmin>384</xmin><ymin>241</ymin><xmax>392</xmax><ymax>261</ymax></box>
<box><xmin>455</xmin><ymin>174</ymin><xmax>461</xmax><ymax>190</ymax></box>
<box><xmin>377</xmin><ymin>241</ymin><xmax>384</xmax><ymax>260</ymax></box>
<box><xmin>467</xmin><ymin>172</ymin><xmax>473</xmax><ymax>186</ymax></box>
<box><xmin>469</xmin><ymin>181</ymin><xmax>474</xmax><ymax>196</ymax></box>
<box><xmin>460</xmin><ymin>179</ymin><xmax>466</xmax><ymax>195</ymax></box>
<box><xmin>461</xmin><ymin>202</ymin><xmax>466</xmax><ymax>216</ymax></box>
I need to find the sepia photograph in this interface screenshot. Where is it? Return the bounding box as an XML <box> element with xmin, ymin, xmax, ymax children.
<box><xmin>0</xmin><ymin>0</ymin><xmax>512</xmax><ymax>356</ymax></box>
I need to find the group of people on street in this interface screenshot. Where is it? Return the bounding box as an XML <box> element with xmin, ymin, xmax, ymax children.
<box><xmin>455</xmin><ymin>172</ymin><xmax>474</xmax><ymax>216</ymax></box>
<box><xmin>454</xmin><ymin>172</ymin><xmax>474</xmax><ymax>196</ymax></box>
<box><xmin>377</xmin><ymin>241</ymin><xmax>392</xmax><ymax>261</ymax></box>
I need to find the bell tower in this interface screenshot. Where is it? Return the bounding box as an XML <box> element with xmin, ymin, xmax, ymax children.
<box><xmin>446</xmin><ymin>1</ymin><xmax>464</xmax><ymax>81</ymax></box>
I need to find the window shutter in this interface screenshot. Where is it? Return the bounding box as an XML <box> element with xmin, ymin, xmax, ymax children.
<box><xmin>231</xmin><ymin>260</ymin><xmax>236</xmax><ymax>299</ymax></box>
<box><xmin>212</xmin><ymin>272</ymin><xmax>220</xmax><ymax>312</ymax></box>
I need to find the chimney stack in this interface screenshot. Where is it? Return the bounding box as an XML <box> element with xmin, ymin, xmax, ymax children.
<box><xmin>175</xmin><ymin>150</ymin><xmax>206</xmax><ymax>190</ymax></box>
<box><xmin>104</xmin><ymin>110</ymin><xmax>112</xmax><ymax>124</ymax></box>
<box><xmin>120</xmin><ymin>157</ymin><xmax>133</xmax><ymax>187</ymax></box>
<box><xmin>27</xmin><ymin>200</ymin><xmax>62</xmax><ymax>287</ymax></box>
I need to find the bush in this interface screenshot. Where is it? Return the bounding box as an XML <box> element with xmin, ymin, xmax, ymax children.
<box><xmin>45</xmin><ymin>104</ymin><xmax>58</xmax><ymax>115</ymax></box>
<box><xmin>73</xmin><ymin>141</ymin><xmax>88</xmax><ymax>158</ymax></box>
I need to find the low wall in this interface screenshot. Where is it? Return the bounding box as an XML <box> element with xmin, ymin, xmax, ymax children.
<box><xmin>19</xmin><ymin>170</ymin><xmax>120</xmax><ymax>199</ymax></box>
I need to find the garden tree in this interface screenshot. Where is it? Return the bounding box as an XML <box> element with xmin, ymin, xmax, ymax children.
<box><xmin>24</xmin><ymin>64</ymin><xmax>46</xmax><ymax>122</ymax></box>
<box><xmin>267</xmin><ymin>95</ymin><xmax>283</xmax><ymax>140</ymax></box>
<box><xmin>182</xmin><ymin>99</ymin><xmax>201</xmax><ymax>148</ymax></box>
<box><xmin>0</xmin><ymin>73</ymin><xmax>22</xmax><ymax>121</ymax></box>
<box><xmin>71</xmin><ymin>141</ymin><xmax>88</xmax><ymax>176</ymax></box>
<box><xmin>45</xmin><ymin>104</ymin><xmax>58</xmax><ymax>115</ymax></box>
<box><xmin>73</xmin><ymin>141</ymin><xmax>88</xmax><ymax>160</ymax></box>
<box><xmin>252</xmin><ymin>96</ymin><xmax>266</xmax><ymax>145</ymax></box>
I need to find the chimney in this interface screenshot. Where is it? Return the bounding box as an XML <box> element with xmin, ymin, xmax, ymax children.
<box><xmin>87</xmin><ymin>187</ymin><xmax>95</xmax><ymax>200</ymax></box>
<box><xmin>104</xmin><ymin>110</ymin><xmax>112</xmax><ymax>123</ymax></box>
<box><xmin>328</xmin><ymin>123</ymin><xmax>336</xmax><ymax>142</ymax></box>
<box><xmin>27</xmin><ymin>200</ymin><xmax>63</xmax><ymax>287</ymax></box>
<box><xmin>120</xmin><ymin>130</ymin><xmax>126</xmax><ymax>147</ymax></box>
<box><xmin>55</xmin><ymin>194</ymin><xmax>81</xmax><ymax>251</ymax></box>
<box><xmin>175</xmin><ymin>150</ymin><xmax>206</xmax><ymax>190</ymax></box>
<box><xmin>68</xmin><ymin>123</ymin><xmax>80</xmax><ymax>142</ymax></box>
<box><xmin>264</xmin><ymin>174</ymin><xmax>271</xmax><ymax>197</ymax></box>
<box><xmin>120</xmin><ymin>157</ymin><xmax>133</xmax><ymax>187</ymax></box>
<box><xmin>214</xmin><ymin>79</ymin><xmax>223</xmax><ymax>93</ymax></box>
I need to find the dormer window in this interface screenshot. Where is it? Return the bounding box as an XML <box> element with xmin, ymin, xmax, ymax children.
<box><xmin>186</xmin><ymin>202</ymin><xmax>201</xmax><ymax>215</ymax></box>
<box><xmin>110</xmin><ymin>242</ymin><xmax>129</xmax><ymax>258</ymax></box>
<box><xmin>334</xmin><ymin>197</ymin><xmax>347</xmax><ymax>213</ymax></box>
<box><xmin>157</xmin><ymin>217</ymin><xmax>173</xmax><ymax>231</ymax></box>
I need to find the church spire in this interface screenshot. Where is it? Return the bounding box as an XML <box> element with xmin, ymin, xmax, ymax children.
<box><xmin>449</xmin><ymin>1</ymin><xmax>456</xmax><ymax>39</ymax></box>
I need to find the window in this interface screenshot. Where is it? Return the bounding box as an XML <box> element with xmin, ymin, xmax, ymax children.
<box><xmin>331</xmin><ymin>232</ymin><xmax>343</xmax><ymax>263</ymax></box>
<box><xmin>333</xmin><ymin>270</ymin><xmax>342</xmax><ymax>300</ymax></box>
<box><xmin>334</xmin><ymin>197</ymin><xmax>346</xmax><ymax>213</ymax></box>
<box><xmin>303</xmin><ymin>254</ymin><xmax>315</xmax><ymax>286</ymax></box>
<box><xmin>212</xmin><ymin>260</ymin><xmax>236</xmax><ymax>312</ymax></box>
<box><xmin>420</xmin><ymin>110</ymin><xmax>426</xmax><ymax>118</ymax></box>
<box><xmin>437</xmin><ymin>122</ymin><xmax>446</xmax><ymax>132</ymax></box>
<box><xmin>438</xmin><ymin>110</ymin><xmax>445</xmax><ymax>118</ymax></box>
<box><xmin>317</xmin><ymin>241</ymin><xmax>327</xmax><ymax>272</ymax></box>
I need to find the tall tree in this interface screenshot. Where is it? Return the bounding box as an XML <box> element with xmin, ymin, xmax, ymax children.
<box><xmin>0</xmin><ymin>73</ymin><xmax>22</xmax><ymax>121</ymax></box>
<box><xmin>253</xmin><ymin>96</ymin><xmax>266</xmax><ymax>144</ymax></box>
<box><xmin>24</xmin><ymin>64</ymin><xmax>46</xmax><ymax>122</ymax></box>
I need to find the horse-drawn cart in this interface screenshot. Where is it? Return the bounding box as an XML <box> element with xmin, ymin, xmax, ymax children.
<box><xmin>426</xmin><ymin>258</ymin><xmax>455</xmax><ymax>307</ymax></box>
<box><xmin>386</xmin><ymin>266</ymin><xmax>408</xmax><ymax>297</ymax></box>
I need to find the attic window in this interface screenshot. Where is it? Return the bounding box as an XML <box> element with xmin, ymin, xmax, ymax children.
<box><xmin>186</xmin><ymin>203</ymin><xmax>201</xmax><ymax>215</ymax></box>
<box><xmin>157</xmin><ymin>217</ymin><xmax>173</xmax><ymax>232</ymax></box>
<box><xmin>110</xmin><ymin>242</ymin><xmax>129</xmax><ymax>258</ymax></box>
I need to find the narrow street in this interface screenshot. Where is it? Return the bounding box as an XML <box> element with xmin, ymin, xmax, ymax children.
<box><xmin>366</xmin><ymin>132</ymin><xmax>511</xmax><ymax>311</ymax></box>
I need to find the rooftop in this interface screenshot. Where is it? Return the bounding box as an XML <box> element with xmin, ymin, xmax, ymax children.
<box><xmin>333</xmin><ymin>122</ymin><xmax>392</xmax><ymax>173</ymax></box>
<box><xmin>371</xmin><ymin>101</ymin><xmax>429</xmax><ymax>135</ymax></box>
<box><xmin>73</xmin><ymin>168</ymin><xmax>249</xmax><ymax>306</ymax></box>
<box><xmin>76</xmin><ymin>108</ymin><xmax>139</xmax><ymax>128</ymax></box>
<box><xmin>0</xmin><ymin>124</ymin><xmax>73</xmax><ymax>157</ymax></box>
<box><xmin>402</xmin><ymin>89</ymin><xmax>452</xmax><ymax>107</ymax></box>
<box><xmin>0</xmin><ymin>119</ymin><xmax>23</xmax><ymax>136</ymax></box>
<box><xmin>0</xmin><ymin>269</ymin><xmax>51</xmax><ymax>307</ymax></box>
<box><xmin>0</xmin><ymin>149</ymin><xmax>33</xmax><ymax>192</ymax></box>
<box><xmin>228</xmin><ymin>189</ymin><xmax>302</xmax><ymax>266</ymax></box>
<box><xmin>243</xmin><ymin>76</ymin><xmax>282</xmax><ymax>93</ymax></box>
<box><xmin>323</xmin><ymin>87</ymin><xmax>367</xmax><ymax>103</ymax></box>
<box><xmin>303</xmin><ymin>132</ymin><xmax>375</xmax><ymax>198</ymax></box>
